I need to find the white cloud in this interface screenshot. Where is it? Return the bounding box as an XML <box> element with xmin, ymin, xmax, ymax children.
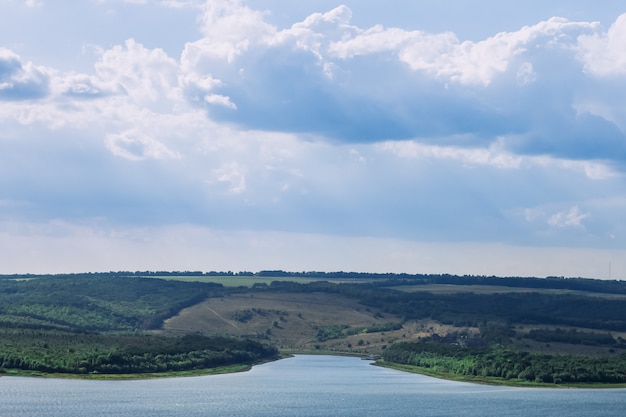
<box><xmin>159</xmin><ymin>0</ymin><xmax>204</xmax><ymax>8</ymax></box>
<box><xmin>94</xmin><ymin>39</ymin><xmax>181</xmax><ymax>109</ymax></box>
<box><xmin>204</xmin><ymin>93</ymin><xmax>237</xmax><ymax>109</ymax></box>
<box><xmin>548</xmin><ymin>205</ymin><xmax>590</xmax><ymax>228</ymax></box>
<box><xmin>0</xmin><ymin>39</ymin><xmax>207</xmax><ymax>146</ymax></box>
<box><xmin>559</xmin><ymin>160</ymin><xmax>619</xmax><ymax>180</ymax></box>
<box><xmin>105</xmin><ymin>129</ymin><xmax>180</xmax><ymax>160</ymax></box>
<box><xmin>23</xmin><ymin>0</ymin><xmax>41</xmax><ymax>8</ymax></box>
<box><xmin>51</xmin><ymin>72</ymin><xmax>118</xmax><ymax>98</ymax></box>
<box><xmin>524</xmin><ymin>208</ymin><xmax>545</xmax><ymax>224</ymax></box>
<box><xmin>578</xmin><ymin>13</ymin><xmax>626</xmax><ymax>76</ymax></box>
<box><xmin>211</xmin><ymin>162</ymin><xmax>246</xmax><ymax>194</ymax></box>
<box><xmin>195</xmin><ymin>0</ymin><xmax>275</xmax><ymax>62</ymax></box>
<box><xmin>0</xmin><ymin>47</ymin><xmax>50</xmax><ymax>100</ymax></box>
<box><xmin>379</xmin><ymin>139</ymin><xmax>523</xmax><ymax>169</ymax></box>
<box><xmin>174</xmin><ymin>2</ymin><xmax>626</xmax><ymax>167</ymax></box>
<box><xmin>330</xmin><ymin>16</ymin><xmax>598</xmax><ymax>85</ymax></box>
<box><xmin>522</xmin><ymin>205</ymin><xmax>592</xmax><ymax>231</ymax></box>
<box><xmin>281</xmin><ymin>5</ymin><xmax>357</xmax><ymax>51</ymax></box>
<box><xmin>516</xmin><ymin>61</ymin><xmax>536</xmax><ymax>85</ymax></box>
<box><xmin>377</xmin><ymin>138</ymin><xmax>620</xmax><ymax>180</ymax></box>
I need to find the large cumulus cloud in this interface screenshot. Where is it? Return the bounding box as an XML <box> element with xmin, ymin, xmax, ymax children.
<box><xmin>178</xmin><ymin>1</ymin><xmax>626</xmax><ymax>167</ymax></box>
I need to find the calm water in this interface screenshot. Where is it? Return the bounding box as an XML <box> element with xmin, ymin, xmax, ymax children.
<box><xmin>1</xmin><ymin>355</ymin><xmax>625</xmax><ymax>416</ymax></box>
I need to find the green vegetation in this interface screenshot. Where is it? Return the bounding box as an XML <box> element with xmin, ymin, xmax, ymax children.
<box><xmin>525</xmin><ymin>328</ymin><xmax>622</xmax><ymax>347</ymax></box>
<box><xmin>391</xmin><ymin>284</ymin><xmax>626</xmax><ymax>299</ymax></box>
<box><xmin>4</xmin><ymin>271</ymin><xmax>626</xmax><ymax>384</ymax></box>
<box><xmin>315</xmin><ymin>323</ymin><xmax>402</xmax><ymax>342</ymax></box>
<box><xmin>0</xmin><ymin>330</ymin><xmax>277</xmax><ymax>375</ymax></box>
<box><xmin>0</xmin><ymin>275</ymin><xmax>224</xmax><ymax>331</ymax></box>
<box><xmin>258</xmin><ymin>279</ymin><xmax>626</xmax><ymax>331</ymax></box>
<box><xmin>382</xmin><ymin>338</ymin><xmax>626</xmax><ymax>385</ymax></box>
<box><xmin>0</xmin><ymin>275</ymin><xmax>277</xmax><ymax>376</ymax></box>
<box><xmin>246</xmin><ymin>279</ymin><xmax>626</xmax><ymax>385</ymax></box>
<box><xmin>154</xmin><ymin>275</ymin><xmax>324</xmax><ymax>287</ymax></box>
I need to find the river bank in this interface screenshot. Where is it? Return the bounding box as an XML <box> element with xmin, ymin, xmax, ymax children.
<box><xmin>374</xmin><ymin>360</ymin><xmax>626</xmax><ymax>389</ymax></box>
<box><xmin>0</xmin><ymin>363</ymin><xmax>254</xmax><ymax>380</ymax></box>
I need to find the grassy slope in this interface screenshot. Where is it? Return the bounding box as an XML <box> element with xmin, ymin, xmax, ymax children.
<box><xmin>162</xmin><ymin>292</ymin><xmax>405</xmax><ymax>354</ymax></box>
<box><xmin>161</xmin><ymin>287</ymin><xmax>626</xmax><ymax>355</ymax></box>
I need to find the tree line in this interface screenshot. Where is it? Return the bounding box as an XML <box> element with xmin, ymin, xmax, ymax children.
<box><xmin>383</xmin><ymin>339</ymin><xmax>626</xmax><ymax>384</ymax></box>
<box><xmin>0</xmin><ymin>330</ymin><xmax>277</xmax><ymax>375</ymax></box>
<box><xmin>3</xmin><ymin>271</ymin><xmax>625</xmax><ymax>295</ymax></box>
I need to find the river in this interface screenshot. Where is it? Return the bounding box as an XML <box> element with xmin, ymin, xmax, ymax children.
<box><xmin>2</xmin><ymin>355</ymin><xmax>625</xmax><ymax>416</ymax></box>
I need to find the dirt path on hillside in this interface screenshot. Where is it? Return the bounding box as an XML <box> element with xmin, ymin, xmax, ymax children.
<box><xmin>206</xmin><ymin>306</ymin><xmax>239</xmax><ymax>329</ymax></box>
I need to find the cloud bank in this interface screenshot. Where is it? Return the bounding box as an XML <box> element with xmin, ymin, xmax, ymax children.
<box><xmin>0</xmin><ymin>0</ymin><xmax>625</xmax><ymax>277</ymax></box>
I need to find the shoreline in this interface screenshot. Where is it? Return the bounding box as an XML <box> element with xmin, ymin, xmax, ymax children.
<box><xmin>373</xmin><ymin>360</ymin><xmax>626</xmax><ymax>389</ymax></box>
<box><xmin>0</xmin><ymin>363</ymin><xmax>253</xmax><ymax>380</ymax></box>
<box><xmin>4</xmin><ymin>352</ymin><xmax>626</xmax><ymax>389</ymax></box>
<box><xmin>0</xmin><ymin>351</ymin><xmax>359</xmax><ymax>380</ymax></box>
<box><xmin>0</xmin><ymin>354</ymin><xmax>289</xmax><ymax>380</ymax></box>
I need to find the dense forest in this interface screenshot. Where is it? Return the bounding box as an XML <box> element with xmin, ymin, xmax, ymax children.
<box><xmin>0</xmin><ymin>275</ymin><xmax>226</xmax><ymax>331</ymax></box>
<box><xmin>0</xmin><ymin>331</ymin><xmax>277</xmax><ymax>375</ymax></box>
<box><xmin>383</xmin><ymin>338</ymin><xmax>626</xmax><ymax>384</ymax></box>
<box><xmin>0</xmin><ymin>276</ymin><xmax>276</xmax><ymax>376</ymax></box>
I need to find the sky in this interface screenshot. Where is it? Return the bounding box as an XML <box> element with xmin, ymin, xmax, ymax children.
<box><xmin>1</xmin><ymin>0</ymin><xmax>626</xmax><ymax>278</ymax></box>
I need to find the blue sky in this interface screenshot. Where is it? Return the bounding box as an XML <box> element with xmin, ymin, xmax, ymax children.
<box><xmin>1</xmin><ymin>0</ymin><xmax>626</xmax><ymax>278</ymax></box>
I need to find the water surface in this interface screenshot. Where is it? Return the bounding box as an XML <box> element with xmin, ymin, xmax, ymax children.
<box><xmin>2</xmin><ymin>355</ymin><xmax>625</xmax><ymax>416</ymax></box>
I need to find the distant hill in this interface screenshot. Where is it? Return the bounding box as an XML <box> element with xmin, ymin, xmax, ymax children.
<box><xmin>2</xmin><ymin>271</ymin><xmax>626</xmax><ymax>384</ymax></box>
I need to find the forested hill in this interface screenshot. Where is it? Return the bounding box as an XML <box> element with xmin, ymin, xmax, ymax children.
<box><xmin>0</xmin><ymin>276</ymin><xmax>279</xmax><ymax>376</ymax></box>
<box><xmin>256</xmin><ymin>279</ymin><xmax>626</xmax><ymax>332</ymax></box>
<box><xmin>0</xmin><ymin>275</ymin><xmax>225</xmax><ymax>331</ymax></box>
<box><xmin>3</xmin><ymin>270</ymin><xmax>624</xmax><ymax>295</ymax></box>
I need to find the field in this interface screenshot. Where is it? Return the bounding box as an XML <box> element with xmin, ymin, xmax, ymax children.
<box><xmin>162</xmin><ymin>292</ymin><xmax>406</xmax><ymax>354</ymax></box>
<box><xmin>392</xmin><ymin>284</ymin><xmax>626</xmax><ymax>299</ymax></box>
<box><xmin>145</xmin><ymin>275</ymin><xmax>374</xmax><ymax>287</ymax></box>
